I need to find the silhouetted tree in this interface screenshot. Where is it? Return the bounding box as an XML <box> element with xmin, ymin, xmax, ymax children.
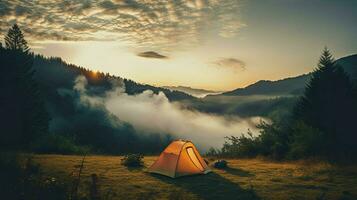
<box><xmin>4</xmin><ymin>24</ymin><xmax>29</xmax><ymax>52</ymax></box>
<box><xmin>0</xmin><ymin>24</ymin><xmax>49</xmax><ymax>150</ymax></box>
<box><xmin>293</xmin><ymin>47</ymin><xmax>356</xmax><ymax>159</ymax></box>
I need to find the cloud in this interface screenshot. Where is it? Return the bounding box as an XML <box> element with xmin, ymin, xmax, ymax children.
<box><xmin>98</xmin><ymin>0</ymin><xmax>120</xmax><ymax>14</ymax></box>
<box><xmin>213</xmin><ymin>57</ymin><xmax>246</xmax><ymax>71</ymax></box>
<box><xmin>14</xmin><ymin>5</ymin><xmax>31</xmax><ymax>16</ymax></box>
<box><xmin>0</xmin><ymin>0</ymin><xmax>245</xmax><ymax>51</ymax></box>
<box><xmin>137</xmin><ymin>51</ymin><xmax>168</xmax><ymax>59</ymax></box>
<box><xmin>74</xmin><ymin>75</ymin><xmax>265</xmax><ymax>151</ymax></box>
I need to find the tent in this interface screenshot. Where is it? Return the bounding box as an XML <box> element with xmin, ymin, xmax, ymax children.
<box><xmin>148</xmin><ymin>140</ymin><xmax>211</xmax><ymax>178</ymax></box>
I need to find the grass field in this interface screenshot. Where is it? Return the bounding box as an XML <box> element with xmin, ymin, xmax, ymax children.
<box><xmin>34</xmin><ymin>155</ymin><xmax>357</xmax><ymax>200</ymax></box>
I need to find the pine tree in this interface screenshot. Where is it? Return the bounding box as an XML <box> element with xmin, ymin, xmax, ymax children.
<box><xmin>0</xmin><ymin>25</ymin><xmax>49</xmax><ymax>150</ymax></box>
<box><xmin>293</xmin><ymin>47</ymin><xmax>356</xmax><ymax>159</ymax></box>
<box><xmin>4</xmin><ymin>24</ymin><xmax>29</xmax><ymax>52</ymax></box>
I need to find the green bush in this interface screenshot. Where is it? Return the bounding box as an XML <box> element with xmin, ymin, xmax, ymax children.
<box><xmin>221</xmin><ymin>131</ymin><xmax>260</xmax><ymax>158</ymax></box>
<box><xmin>287</xmin><ymin>121</ymin><xmax>325</xmax><ymax>159</ymax></box>
<box><xmin>31</xmin><ymin>134</ymin><xmax>91</xmax><ymax>154</ymax></box>
<box><xmin>121</xmin><ymin>154</ymin><xmax>144</xmax><ymax>167</ymax></box>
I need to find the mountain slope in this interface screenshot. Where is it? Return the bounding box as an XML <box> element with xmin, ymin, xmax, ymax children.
<box><xmin>221</xmin><ymin>74</ymin><xmax>311</xmax><ymax>96</ymax></box>
<box><xmin>28</xmin><ymin>54</ymin><xmax>194</xmax><ymax>153</ymax></box>
<box><xmin>336</xmin><ymin>54</ymin><xmax>357</xmax><ymax>80</ymax></box>
<box><xmin>33</xmin><ymin>55</ymin><xmax>194</xmax><ymax>101</ymax></box>
<box><xmin>219</xmin><ymin>54</ymin><xmax>357</xmax><ymax>96</ymax></box>
<box><xmin>162</xmin><ymin>85</ymin><xmax>222</xmax><ymax>98</ymax></box>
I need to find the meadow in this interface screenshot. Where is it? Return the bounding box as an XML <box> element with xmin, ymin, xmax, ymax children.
<box><xmin>34</xmin><ymin>155</ymin><xmax>357</xmax><ymax>200</ymax></box>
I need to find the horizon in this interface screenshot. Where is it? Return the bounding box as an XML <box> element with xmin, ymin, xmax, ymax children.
<box><xmin>1</xmin><ymin>0</ymin><xmax>357</xmax><ymax>90</ymax></box>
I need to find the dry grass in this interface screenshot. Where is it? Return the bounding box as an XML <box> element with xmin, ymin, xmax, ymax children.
<box><xmin>34</xmin><ymin>155</ymin><xmax>357</xmax><ymax>200</ymax></box>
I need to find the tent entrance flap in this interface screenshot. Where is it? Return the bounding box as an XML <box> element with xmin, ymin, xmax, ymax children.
<box><xmin>186</xmin><ymin>147</ymin><xmax>204</xmax><ymax>171</ymax></box>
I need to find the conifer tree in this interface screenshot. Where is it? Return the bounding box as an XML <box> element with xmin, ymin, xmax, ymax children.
<box><xmin>293</xmin><ymin>47</ymin><xmax>356</xmax><ymax>159</ymax></box>
<box><xmin>0</xmin><ymin>24</ymin><xmax>49</xmax><ymax>150</ymax></box>
<box><xmin>5</xmin><ymin>24</ymin><xmax>29</xmax><ymax>52</ymax></box>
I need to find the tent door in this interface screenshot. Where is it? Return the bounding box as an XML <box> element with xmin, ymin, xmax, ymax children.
<box><xmin>186</xmin><ymin>147</ymin><xmax>204</xmax><ymax>171</ymax></box>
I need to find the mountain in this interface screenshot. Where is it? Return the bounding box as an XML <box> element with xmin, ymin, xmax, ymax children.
<box><xmin>221</xmin><ymin>74</ymin><xmax>311</xmax><ymax>96</ymax></box>
<box><xmin>162</xmin><ymin>85</ymin><xmax>222</xmax><ymax>98</ymax></box>
<box><xmin>336</xmin><ymin>54</ymin><xmax>357</xmax><ymax>80</ymax></box>
<box><xmin>219</xmin><ymin>54</ymin><xmax>357</xmax><ymax>97</ymax></box>
<box><xmin>181</xmin><ymin>54</ymin><xmax>357</xmax><ymax>120</ymax></box>
<box><xmin>33</xmin><ymin>55</ymin><xmax>194</xmax><ymax>101</ymax></box>
<box><xmin>27</xmin><ymin>54</ymin><xmax>194</xmax><ymax>153</ymax></box>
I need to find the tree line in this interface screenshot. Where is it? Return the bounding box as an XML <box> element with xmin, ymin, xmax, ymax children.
<box><xmin>210</xmin><ymin>48</ymin><xmax>357</xmax><ymax>162</ymax></box>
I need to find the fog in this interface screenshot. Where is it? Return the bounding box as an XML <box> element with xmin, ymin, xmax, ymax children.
<box><xmin>75</xmin><ymin>76</ymin><xmax>264</xmax><ymax>151</ymax></box>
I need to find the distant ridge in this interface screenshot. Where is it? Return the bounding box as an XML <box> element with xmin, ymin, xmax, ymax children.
<box><xmin>221</xmin><ymin>74</ymin><xmax>311</xmax><ymax>96</ymax></box>
<box><xmin>32</xmin><ymin>54</ymin><xmax>195</xmax><ymax>101</ymax></box>
<box><xmin>162</xmin><ymin>85</ymin><xmax>222</xmax><ymax>98</ymax></box>
<box><xmin>216</xmin><ymin>54</ymin><xmax>357</xmax><ymax>97</ymax></box>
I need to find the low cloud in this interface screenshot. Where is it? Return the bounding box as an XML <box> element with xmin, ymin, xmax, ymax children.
<box><xmin>213</xmin><ymin>57</ymin><xmax>246</xmax><ymax>71</ymax></box>
<box><xmin>74</xmin><ymin>76</ymin><xmax>265</xmax><ymax>151</ymax></box>
<box><xmin>137</xmin><ymin>51</ymin><xmax>168</xmax><ymax>59</ymax></box>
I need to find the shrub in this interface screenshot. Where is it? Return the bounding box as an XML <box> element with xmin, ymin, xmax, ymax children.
<box><xmin>31</xmin><ymin>134</ymin><xmax>91</xmax><ymax>154</ymax></box>
<box><xmin>287</xmin><ymin>121</ymin><xmax>325</xmax><ymax>159</ymax></box>
<box><xmin>213</xmin><ymin>160</ymin><xmax>228</xmax><ymax>169</ymax></box>
<box><xmin>121</xmin><ymin>154</ymin><xmax>144</xmax><ymax>167</ymax></box>
<box><xmin>221</xmin><ymin>131</ymin><xmax>260</xmax><ymax>158</ymax></box>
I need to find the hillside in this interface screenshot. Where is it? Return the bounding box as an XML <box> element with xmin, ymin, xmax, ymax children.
<box><xmin>34</xmin><ymin>155</ymin><xmax>357</xmax><ymax>200</ymax></box>
<box><xmin>336</xmin><ymin>54</ymin><xmax>357</xmax><ymax>80</ymax></box>
<box><xmin>221</xmin><ymin>74</ymin><xmax>311</xmax><ymax>96</ymax></box>
<box><xmin>181</xmin><ymin>54</ymin><xmax>357</xmax><ymax>120</ymax></box>
<box><xmin>29</xmin><ymin>54</ymin><xmax>197</xmax><ymax>154</ymax></box>
<box><xmin>162</xmin><ymin>85</ymin><xmax>222</xmax><ymax>98</ymax></box>
<box><xmin>33</xmin><ymin>55</ymin><xmax>194</xmax><ymax>102</ymax></box>
<box><xmin>219</xmin><ymin>54</ymin><xmax>357</xmax><ymax>97</ymax></box>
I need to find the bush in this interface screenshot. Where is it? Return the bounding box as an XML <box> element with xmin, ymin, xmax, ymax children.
<box><xmin>221</xmin><ymin>131</ymin><xmax>260</xmax><ymax>158</ymax></box>
<box><xmin>121</xmin><ymin>154</ymin><xmax>144</xmax><ymax>167</ymax></box>
<box><xmin>218</xmin><ymin>120</ymin><xmax>291</xmax><ymax>160</ymax></box>
<box><xmin>287</xmin><ymin>121</ymin><xmax>325</xmax><ymax>159</ymax></box>
<box><xmin>213</xmin><ymin>160</ymin><xmax>228</xmax><ymax>169</ymax></box>
<box><xmin>31</xmin><ymin>134</ymin><xmax>91</xmax><ymax>154</ymax></box>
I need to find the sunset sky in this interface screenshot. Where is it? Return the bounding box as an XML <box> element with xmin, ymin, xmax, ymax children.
<box><xmin>1</xmin><ymin>0</ymin><xmax>357</xmax><ymax>91</ymax></box>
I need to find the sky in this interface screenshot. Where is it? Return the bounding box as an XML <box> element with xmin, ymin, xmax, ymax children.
<box><xmin>1</xmin><ymin>0</ymin><xmax>357</xmax><ymax>91</ymax></box>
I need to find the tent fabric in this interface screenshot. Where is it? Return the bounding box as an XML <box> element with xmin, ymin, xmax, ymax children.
<box><xmin>148</xmin><ymin>140</ymin><xmax>211</xmax><ymax>178</ymax></box>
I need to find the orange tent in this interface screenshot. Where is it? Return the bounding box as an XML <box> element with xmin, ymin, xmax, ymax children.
<box><xmin>148</xmin><ymin>140</ymin><xmax>211</xmax><ymax>178</ymax></box>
